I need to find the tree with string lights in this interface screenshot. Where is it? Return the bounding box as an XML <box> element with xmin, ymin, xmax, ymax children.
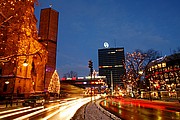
<box><xmin>0</xmin><ymin>0</ymin><xmax>40</xmax><ymax>63</ymax></box>
<box><xmin>0</xmin><ymin>0</ymin><xmax>47</xmax><ymax>97</ymax></box>
<box><xmin>48</xmin><ymin>70</ymin><xmax>60</xmax><ymax>98</ymax></box>
<box><xmin>125</xmin><ymin>49</ymin><xmax>161</xmax><ymax>94</ymax></box>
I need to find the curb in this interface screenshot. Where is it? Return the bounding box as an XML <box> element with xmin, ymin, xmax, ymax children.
<box><xmin>94</xmin><ymin>99</ymin><xmax>121</xmax><ymax>120</ymax></box>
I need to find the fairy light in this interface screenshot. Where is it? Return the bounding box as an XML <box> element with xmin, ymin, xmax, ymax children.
<box><xmin>0</xmin><ymin>0</ymin><xmax>47</xmax><ymax>67</ymax></box>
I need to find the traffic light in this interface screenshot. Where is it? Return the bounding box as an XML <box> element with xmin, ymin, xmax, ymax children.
<box><xmin>88</xmin><ymin>60</ymin><xmax>93</xmax><ymax>69</ymax></box>
<box><xmin>88</xmin><ymin>60</ymin><xmax>93</xmax><ymax>77</ymax></box>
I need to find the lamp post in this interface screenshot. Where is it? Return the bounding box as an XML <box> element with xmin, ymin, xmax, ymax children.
<box><xmin>5</xmin><ymin>80</ymin><xmax>14</xmax><ymax>107</ymax></box>
<box><xmin>110</xmin><ymin>71</ymin><xmax>113</xmax><ymax>96</ymax></box>
<box><xmin>23</xmin><ymin>58</ymin><xmax>28</xmax><ymax>98</ymax></box>
<box><xmin>4</xmin><ymin>80</ymin><xmax>9</xmax><ymax>107</ymax></box>
<box><xmin>88</xmin><ymin>60</ymin><xmax>93</xmax><ymax>101</ymax></box>
<box><xmin>4</xmin><ymin>80</ymin><xmax>9</xmax><ymax>95</ymax></box>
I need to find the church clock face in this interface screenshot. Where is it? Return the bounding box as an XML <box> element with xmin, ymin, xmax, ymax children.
<box><xmin>104</xmin><ymin>42</ymin><xmax>109</xmax><ymax>48</ymax></box>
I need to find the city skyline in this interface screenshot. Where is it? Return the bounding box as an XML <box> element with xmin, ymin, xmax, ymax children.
<box><xmin>34</xmin><ymin>0</ymin><xmax>180</xmax><ymax>77</ymax></box>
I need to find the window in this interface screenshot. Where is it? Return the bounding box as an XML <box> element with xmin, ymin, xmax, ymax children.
<box><xmin>162</xmin><ymin>63</ymin><xmax>166</xmax><ymax>67</ymax></box>
<box><xmin>174</xmin><ymin>65</ymin><xmax>179</xmax><ymax>69</ymax></box>
<box><xmin>158</xmin><ymin>64</ymin><xmax>161</xmax><ymax>68</ymax></box>
<box><xmin>155</xmin><ymin>65</ymin><xmax>158</xmax><ymax>69</ymax></box>
<box><xmin>152</xmin><ymin>66</ymin><xmax>154</xmax><ymax>69</ymax></box>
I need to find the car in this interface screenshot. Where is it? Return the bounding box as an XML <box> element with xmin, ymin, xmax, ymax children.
<box><xmin>23</xmin><ymin>95</ymin><xmax>45</xmax><ymax>107</ymax></box>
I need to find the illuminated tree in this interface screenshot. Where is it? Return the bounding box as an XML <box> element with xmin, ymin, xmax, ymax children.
<box><xmin>0</xmin><ymin>0</ymin><xmax>42</xmax><ymax>64</ymax></box>
<box><xmin>125</xmin><ymin>49</ymin><xmax>160</xmax><ymax>90</ymax></box>
<box><xmin>48</xmin><ymin>70</ymin><xmax>60</xmax><ymax>94</ymax></box>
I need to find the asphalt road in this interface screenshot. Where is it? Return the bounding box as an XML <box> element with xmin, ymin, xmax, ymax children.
<box><xmin>0</xmin><ymin>97</ymin><xmax>99</xmax><ymax>120</ymax></box>
<box><xmin>101</xmin><ymin>97</ymin><xmax>180</xmax><ymax>120</ymax></box>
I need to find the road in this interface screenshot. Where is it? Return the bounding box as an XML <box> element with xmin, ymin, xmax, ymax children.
<box><xmin>101</xmin><ymin>97</ymin><xmax>180</xmax><ymax>120</ymax></box>
<box><xmin>0</xmin><ymin>96</ymin><xmax>100</xmax><ymax>120</ymax></box>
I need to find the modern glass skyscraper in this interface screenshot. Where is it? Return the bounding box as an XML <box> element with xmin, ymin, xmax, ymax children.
<box><xmin>98</xmin><ymin>48</ymin><xmax>125</xmax><ymax>88</ymax></box>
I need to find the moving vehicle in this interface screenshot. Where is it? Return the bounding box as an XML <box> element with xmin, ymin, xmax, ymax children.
<box><xmin>23</xmin><ymin>95</ymin><xmax>45</xmax><ymax>107</ymax></box>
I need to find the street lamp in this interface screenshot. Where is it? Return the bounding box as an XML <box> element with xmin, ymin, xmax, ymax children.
<box><xmin>5</xmin><ymin>81</ymin><xmax>9</xmax><ymax>84</ymax></box>
<box><xmin>23</xmin><ymin>59</ymin><xmax>28</xmax><ymax>66</ymax></box>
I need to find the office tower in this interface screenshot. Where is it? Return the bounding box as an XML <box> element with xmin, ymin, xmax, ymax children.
<box><xmin>38</xmin><ymin>8</ymin><xmax>59</xmax><ymax>91</ymax></box>
<box><xmin>98</xmin><ymin>48</ymin><xmax>125</xmax><ymax>89</ymax></box>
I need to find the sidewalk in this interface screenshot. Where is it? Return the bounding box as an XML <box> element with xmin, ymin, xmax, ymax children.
<box><xmin>0</xmin><ymin>100</ymin><xmax>23</xmax><ymax>111</ymax></box>
<box><xmin>72</xmin><ymin>99</ymin><xmax>121</xmax><ymax>120</ymax></box>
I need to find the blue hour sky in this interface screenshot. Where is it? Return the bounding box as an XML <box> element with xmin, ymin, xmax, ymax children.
<box><xmin>34</xmin><ymin>0</ymin><xmax>180</xmax><ymax>77</ymax></box>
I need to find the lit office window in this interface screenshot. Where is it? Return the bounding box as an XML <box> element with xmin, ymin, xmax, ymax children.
<box><xmin>158</xmin><ymin>64</ymin><xmax>161</xmax><ymax>68</ymax></box>
<box><xmin>162</xmin><ymin>63</ymin><xmax>166</xmax><ymax>67</ymax></box>
<box><xmin>155</xmin><ymin>65</ymin><xmax>158</xmax><ymax>69</ymax></box>
<box><xmin>152</xmin><ymin>66</ymin><xmax>154</xmax><ymax>69</ymax></box>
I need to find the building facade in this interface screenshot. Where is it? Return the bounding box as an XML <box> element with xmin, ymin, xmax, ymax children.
<box><xmin>98</xmin><ymin>48</ymin><xmax>125</xmax><ymax>89</ymax></box>
<box><xmin>0</xmin><ymin>0</ymin><xmax>47</xmax><ymax>98</ymax></box>
<box><xmin>145</xmin><ymin>53</ymin><xmax>180</xmax><ymax>92</ymax></box>
<box><xmin>38</xmin><ymin>8</ymin><xmax>59</xmax><ymax>91</ymax></box>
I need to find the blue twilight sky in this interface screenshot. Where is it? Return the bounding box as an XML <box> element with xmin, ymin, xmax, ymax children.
<box><xmin>34</xmin><ymin>0</ymin><xmax>180</xmax><ymax>77</ymax></box>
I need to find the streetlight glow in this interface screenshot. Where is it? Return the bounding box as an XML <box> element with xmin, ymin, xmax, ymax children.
<box><xmin>23</xmin><ymin>60</ymin><xmax>28</xmax><ymax>66</ymax></box>
<box><xmin>5</xmin><ymin>81</ymin><xmax>9</xmax><ymax>84</ymax></box>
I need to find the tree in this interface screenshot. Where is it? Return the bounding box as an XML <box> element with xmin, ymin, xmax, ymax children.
<box><xmin>63</xmin><ymin>71</ymin><xmax>78</xmax><ymax>78</ymax></box>
<box><xmin>0</xmin><ymin>0</ymin><xmax>42</xmax><ymax>64</ymax></box>
<box><xmin>48</xmin><ymin>70</ymin><xmax>60</xmax><ymax>94</ymax></box>
<box><xmin>125</xmin><ymin>49</ymin><xmax>160</xmax><ymax>90</ymax></box>
<box><xmin>145</xmin><ymin>49</ymin><xmax>161</xmax><ymax>65</ymax></box>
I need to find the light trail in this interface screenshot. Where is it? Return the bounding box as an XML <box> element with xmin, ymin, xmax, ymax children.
<box><xmin>48</xmin><ymin>96</ymin><xmax>101</xmax><ymax>120</ymax></box>
<box><xmin>48</xmin><ymin>98</ymin><xmax>76</xmax><ymax>103</ymax></box>
<box><xmin>13</xmin><ymin>103</ymin><xmax>63</xmax><ymax>120</ymax></box>
<box><xmin>2</xmin><ymin>96</ymin><xmax>101</xmax><ymax>120</ymax></box>
<box><xmin>43</xmin><ymin>99</ymin><xmax>82</xmax><ymax>120</ymax></box>
<box><xmin>14</xmin><ymin>99</ymin><xmax>79</xmax><ymax>120</ymax></box>
<box><xmin>0</xmin><ymin>106</ymin><xmax>31</xmax><ymax>115</ymax></box>
<box><xmin>42</xmin><ymin>106</ymin><xmax>68</xmax><ymax>120</ymax></box>
<box><xmin>41</xmin><ymin>98</ymin><xmax>91</xmax><ymax>120</ymax></box>
<box><xmin>56</xmin><ymin>98</ymin><xmax>91</xmax><ymax>120</ymax></box>
<box><xmin>0</xmin><ymin>106</ymin><xmax>44</xmax><ymax>119</ymax></box>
